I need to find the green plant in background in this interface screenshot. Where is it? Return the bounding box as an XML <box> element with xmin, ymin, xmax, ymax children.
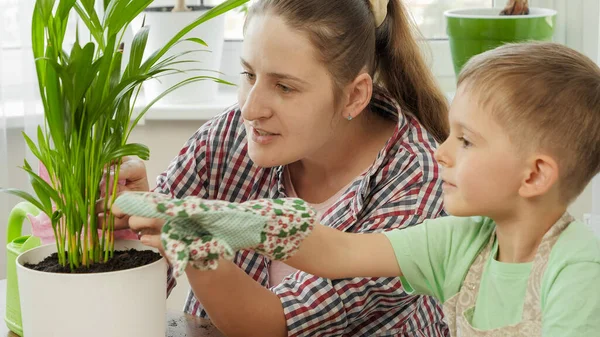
<box><xmin>1</xmin><ymin>0</ymin><xmax>248</xmax><ymax>271</ymax></box>
<box><xmin>501</xmin><ymin>0</ymin><xmax>529</xmax><ymax>15</ymax></box>
<box><xmin>238</xmin><ymin>2</ymin><xmax>249</xmax><ymax>15</ymax></box>
<box><xmin>445</xmin><ymin>0</ymin><xmax>553</xmax><ymax>76</ymax></box>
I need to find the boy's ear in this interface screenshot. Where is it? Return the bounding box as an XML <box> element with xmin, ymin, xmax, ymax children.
<box><xmin>519</xmin><ymin>155</ymin><xmax>559</xmax><ymax>198</ymax></box>
<box><xmin>341</xmin><ymin>72</ymin><xmax>372</xmax><ymax>120</ymax></box>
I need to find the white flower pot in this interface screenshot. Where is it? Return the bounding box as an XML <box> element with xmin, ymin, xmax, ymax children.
<box><xmin>16</xmin><ymin>240</ymin><xmax>167</xmax><ymax>337</ymax></box>
<box><xmin>135</xmin><ymin>6</ymin><xmax>226</xmax><ymax>104</ymax></box>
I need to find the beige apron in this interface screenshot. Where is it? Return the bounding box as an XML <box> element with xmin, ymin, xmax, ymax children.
<box><xmin>443</xmin><ymin>213</ymin><xmax>573</xmax><ymax>337</ymax></box>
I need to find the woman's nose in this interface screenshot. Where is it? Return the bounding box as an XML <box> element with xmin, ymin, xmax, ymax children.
<box><xmin>240</xmin><ymin>84</ymin><xmax>273</xmax><ymax>121</ymax></box>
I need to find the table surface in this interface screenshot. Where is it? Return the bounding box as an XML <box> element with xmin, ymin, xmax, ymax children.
<box><xmin>0</xmin><ymin>279</ymin><xmax>224</xmax><ymax>337</ymax></box>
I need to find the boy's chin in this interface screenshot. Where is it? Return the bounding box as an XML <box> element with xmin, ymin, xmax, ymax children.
<box><xmin>442</xmin><ymin>198</ymin><xmax>476</xmax><ymax>217</ymax></box>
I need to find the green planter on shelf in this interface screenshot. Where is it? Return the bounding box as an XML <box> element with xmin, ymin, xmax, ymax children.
<box><xmin>445</xmin><ymin>7</ymin><xmax>557</xmax><ymax>77</ymax></box>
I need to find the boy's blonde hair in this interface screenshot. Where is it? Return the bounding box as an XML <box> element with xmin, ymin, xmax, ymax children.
<box><xmin>458</xmin><ymin>42</ymin><xmax>600</xmax><ymax>203</ymax></box>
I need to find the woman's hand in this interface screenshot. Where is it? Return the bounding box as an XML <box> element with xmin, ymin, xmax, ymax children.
<box><xmin>100</xmin><ymin>156</ymin><xmax>150</xmax><ymax>196</ymax></box>
<box><xmin>97</xmin><ymin>156</ymin><xmax>151</xmax><ymax>230</ymax></box>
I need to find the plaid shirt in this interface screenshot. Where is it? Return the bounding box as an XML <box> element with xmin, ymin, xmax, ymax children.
<box><xmin>156</xmin><ymin>93</ymin><xmax>448</xmax><ymax>336</ymax></box>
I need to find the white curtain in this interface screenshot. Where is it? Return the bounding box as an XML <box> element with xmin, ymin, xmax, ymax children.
<box><xmin>0</xmin><ymin>0</ymin><xmax>44</xmax><ymax>278</ymax></box>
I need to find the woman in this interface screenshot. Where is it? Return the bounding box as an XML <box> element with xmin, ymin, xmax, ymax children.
<box><xmin>106</xmin><ymin>0</ymin><xmax>449</xmax><ymax>335</ymax></box>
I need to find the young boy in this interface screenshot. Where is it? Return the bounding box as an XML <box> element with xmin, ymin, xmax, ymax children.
<box><xmin>114</xmin><ymin>42</ymin><xmax>600</xmax><ymax>336</ymax></box>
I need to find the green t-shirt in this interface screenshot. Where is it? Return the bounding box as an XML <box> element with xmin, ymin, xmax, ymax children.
<box><xmin>384</xmin><ymin>216</ymin><xmax>600</xmax><ymax>336</ymax></box>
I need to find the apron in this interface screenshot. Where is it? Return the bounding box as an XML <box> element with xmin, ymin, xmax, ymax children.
<box><xmin>443</xmin><ymin>213</ymin><xmax>574</xmax><ymax>336</ymax></box>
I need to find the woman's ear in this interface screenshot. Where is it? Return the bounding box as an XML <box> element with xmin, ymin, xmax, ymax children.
<box><xmin>518</xmin><ymin>154</ymin><xmax>559</xmax><ymax>198</ymax></box>
<box><xmin>341</xmin><ymin>72</ymin><xmax>373</xmax><ymax>120</ymax></box>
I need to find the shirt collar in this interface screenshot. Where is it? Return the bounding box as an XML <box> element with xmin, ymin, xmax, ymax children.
<box><xmin>272</xmin><ymin>91</ymin><xmax>410</xmax><ymax>215</ymax></box>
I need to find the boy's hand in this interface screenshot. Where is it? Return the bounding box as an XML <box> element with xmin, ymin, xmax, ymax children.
<box><xmin>113</xmin><ymin>192</ymin><xmax>316</xmax><ymax>277</ymax></box>
<box><xmin>111</xmin><ymin>204</ymin><xmax>166</xmax><ymax>255</ymax></box>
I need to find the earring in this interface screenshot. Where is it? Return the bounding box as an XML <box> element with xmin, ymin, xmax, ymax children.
<box><xmin>347</xmin><ymin>115</ymin><xmax>353</xmax><ymax>121</ymax></box>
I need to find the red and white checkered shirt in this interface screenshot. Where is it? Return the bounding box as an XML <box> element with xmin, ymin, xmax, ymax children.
<box><xmin>156</xmin><ymin>93</ymin><xmax>448</xmax><ymax>336</ymax></box>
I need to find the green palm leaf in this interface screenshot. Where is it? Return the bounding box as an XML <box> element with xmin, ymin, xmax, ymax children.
<box><xmin>5</xmin><ymin>0</ymin><xmax>249</xmax><ymax>270</ymax></box>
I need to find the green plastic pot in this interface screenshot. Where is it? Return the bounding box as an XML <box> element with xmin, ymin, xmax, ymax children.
<box><xmin>445</xmin><ymin>7</ymin><xmax>557</xmax><ymax>76</ymax></box>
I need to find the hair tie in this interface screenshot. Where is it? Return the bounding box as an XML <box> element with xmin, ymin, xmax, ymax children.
<box><xmin>369</xmin><ymin>0</ymin><xmax>390</xmax><ymax>27</ymax></box>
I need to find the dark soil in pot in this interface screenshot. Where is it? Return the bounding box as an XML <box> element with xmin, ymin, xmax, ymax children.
<box><xmin>24</xmin><ymin>249</ymin><xmax>161</xmax><ymax>273</ymax></box>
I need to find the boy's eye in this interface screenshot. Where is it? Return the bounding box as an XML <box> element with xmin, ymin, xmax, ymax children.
<box><xmin>276</xmin><ymin>83</ymin><xmax>293</xmax><ymax>93</ymax></box>
<box><xmin>457</xmin><ymin>136</ymin><xmax>472</xmax><ymax>148</ymax></box>
<box><xmin>241</xmin><ymin>71</ymin><xmax>255</xmax><ymax>81</ymax></box>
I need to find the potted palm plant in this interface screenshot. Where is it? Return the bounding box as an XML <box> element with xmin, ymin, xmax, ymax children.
<box><xmin>140</xmin><ymin>0</ymin><xmax>228</xmax><ymax>104</ymax></box>
<box><xmin>0</xmin><ymin>0</ymin><xmax>247</xmax><ymax>336</ymax></box>
<box><xmin>445</xmin><ymin>0</ymin><xmax>557</xmax><ymax>76</ymax></box>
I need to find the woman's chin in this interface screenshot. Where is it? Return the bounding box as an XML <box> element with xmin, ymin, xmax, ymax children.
<box><xmin>247</xmin><ymin>148</ymin><xmax>290</xmax><ymax>168</ymax></box>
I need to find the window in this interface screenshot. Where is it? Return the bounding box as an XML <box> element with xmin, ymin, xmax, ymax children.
<box><xmin>407</xmin><ymin>0</ymin><xmax>494</xmax><ymax>39</ymax></box>
<box><xmin>223</xmin><ymin>6</ymin><xmax>246</xmax><ymax>40</ymax></box>
<box><xmin>0</xmin><ymin>0</ymin><xmax>73</xmax><ymax>125</ymax></box>
<box><xmin>1</xmin><ymin>0</ymin><xmax>25</xmax><ymax>101</ymax></box>
<box><xmin>0</xmin><ymin>0</ymin><xmax>493</xmax><ymax>92</ymax></box>
<box><xmin>2</xmin><ymin>0</ymin><xmax>599</xmax><ymax>120</ymax></box>
<box><xmin>145</xmin><ymin>0</ymin><xmax>246</xmax><ymax>40</ymax></box>
<box><xmin>218</xmin><ymin>0</ymin><xmax>494</xmax><ymax>92</ymax></box>
<box><xmin>406</xmin><ymin>0</ymin><xmax>494</xmax><ymax>91</ymax></box>
<box><xmin>0</xmin><ymin>0</ymin><xmax>19</xmax><ymax>48</ymax></box>
<box><xmin>1</xmin><ymin>0</ymin><xmax>38</xmax><ymax>107</ymax></box>
<box><xmin>222</xmin><ymin>0</ymin><xmax>494</xmax><ymax>40</ymax></box>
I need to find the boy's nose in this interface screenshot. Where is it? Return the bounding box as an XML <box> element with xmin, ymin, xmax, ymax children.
<box><xmin>434</xmin><ymin>140</ymin><xmax>452</xmax><ymax>168</ymax></box>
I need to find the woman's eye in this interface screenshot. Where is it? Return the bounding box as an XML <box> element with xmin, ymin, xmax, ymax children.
<box><xmin>457</xmin><ymin>136</ymin><xmax>472</xmax><ymax>148</ymax></box>
<box><xmin>276</xmin><ymin>83</ymin><xmax>292</xmax><ymax>93</ymax></box>
<box><xmin>241</xmin><ymin>71</ymin><xmax>255</xmax><ymax>81</ymax></box>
